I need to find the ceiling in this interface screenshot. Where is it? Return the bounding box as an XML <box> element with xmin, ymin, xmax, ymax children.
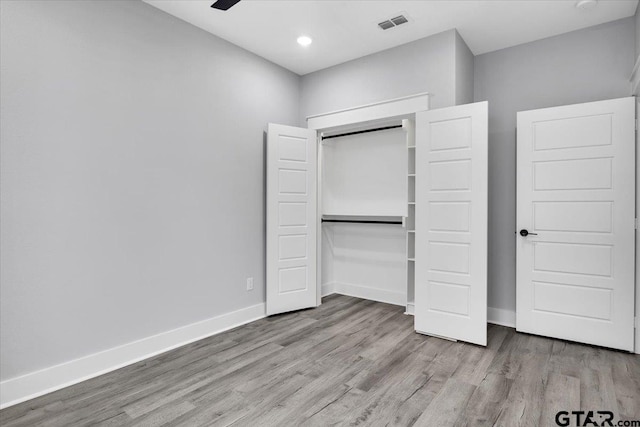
<box><xmin>144</xmin><ymin>0</ymin><xmax>638</xmax><ymax>75</ymax></box>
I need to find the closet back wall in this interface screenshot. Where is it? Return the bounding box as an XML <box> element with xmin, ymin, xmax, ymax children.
<box><xmin>0</xmin><ymin>0</ymin><xmax>299</xmax><ymax>381</ymax></box>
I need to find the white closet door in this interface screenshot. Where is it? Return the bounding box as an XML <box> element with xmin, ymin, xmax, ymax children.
<box><xmin>414</xmin><ymin>102</ymin><xmax>488</xmax><ymax>346</ymax></box>
<box><xmin>516</xmin><ymin>97</ymin><xmax>635</xmax><ymax>351</ymax></box>
<box><xmin>266</xmin><ymin>124</ymin><xmax>318</xmax><ymax>316</ymax></box>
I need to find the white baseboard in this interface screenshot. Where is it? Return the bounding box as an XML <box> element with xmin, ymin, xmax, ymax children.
<box><xmin>487</xmin><ymin>307</ymin><xmax>516</xmax><ymax>328</ymax></box>
<box><xmin>324</xmin><ymin>281</ymin><xmax>405</xmax><ymax>307</ymax></box>
<box><xmin>405</xmin><ymin>302</ymin><xmax>415</xmax><ymax>315</ymax></box>
<box><xmin>0</xmin><ymin>303</ymin><xmax>266</xmax><ymax>409</ymax></box>
<box><xmin>321</xmin><ymin>282</ymin><xmax>336</xmax><ymax>297</ymax></box>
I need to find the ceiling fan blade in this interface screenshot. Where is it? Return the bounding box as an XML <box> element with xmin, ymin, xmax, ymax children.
<box><xmin>211</xmin><ymin>0</ymin><xmax>241</xmax><ymax>11</ymax></box>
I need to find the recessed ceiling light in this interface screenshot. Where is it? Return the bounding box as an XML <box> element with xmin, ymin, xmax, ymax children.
<box><xmin>297</xmin><ymin>36</ymin><xmax>312</xmax><ymax>47</ymax></box>
<box><xmin>575</xmin><ymin>0</ymin><xmax>597</xmax><ymax>10</ymax></box>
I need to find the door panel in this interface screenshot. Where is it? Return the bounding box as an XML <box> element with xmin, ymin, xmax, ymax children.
<box><xmin>415</xmin><ymin>101</ymin><xmax>488</xmax><ymax>346</ymax></box>
<box><xmin>267</xmin><ymin>124</ymin><xmax>317</xmax><ymax>316</ymax></box>
<box><xmin>516</xmin><ymin>97</ymin><xmax>635</xmax><ymax>351</ymax></box>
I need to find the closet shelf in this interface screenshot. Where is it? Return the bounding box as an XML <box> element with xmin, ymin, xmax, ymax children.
<box><xmin>322</xmin><ymin>214</ymin><xmax>404</xmax><ymax>224</ymax></box>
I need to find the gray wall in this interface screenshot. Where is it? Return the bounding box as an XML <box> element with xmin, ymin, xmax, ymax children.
<box><xmin>299</xmin><ymin>29</ymin><xmax>458</xmax><ymax>123</ymax></box>
<box><xmin>0</xmin><ymin>0</ymin><xmax>299</xmax><ymax>380</ymax></box>
<box><xmin>454</xmin><ymin>32</ymin><xmax>474</xmax><ymax>105</ymax></box>
<box><xmin>474</xmin><ymin>17</ymin><xmax>635</xmax><ymax>312</ymax></box>
<box><xmin>636</xmin><ymin>4</ymin><xmax>640</xmax><ymax>58</ymax></box>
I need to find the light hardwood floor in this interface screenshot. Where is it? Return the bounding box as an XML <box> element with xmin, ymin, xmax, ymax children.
<box><xmin>1</xmin><ymin>295</ymin><xmax>639</xmax><ymax>426</ymax></box>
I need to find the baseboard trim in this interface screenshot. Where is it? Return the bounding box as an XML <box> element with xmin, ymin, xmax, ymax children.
<box><xmin>321</xmin><ymin>282</ymin><xmax>336</xmax><ymax>297</ymax></box>
<box><xmin>405</xmin><ymin>302</ymin><xmax>415</xmax><ymax>315</ymax></box>
<box><xmin>0</xmin><ymin>303</ymin><xmax>266</xmax><ymax>409</ymax></box>
<box><xmin>324</xmin><ymin>282</ymin><xmax>405</xmax><ymax>307</ymax></box>
<box><xmin>487</xmin><ymin>307</ymin><xmax>516</xmax><ymax>328</ymax></box>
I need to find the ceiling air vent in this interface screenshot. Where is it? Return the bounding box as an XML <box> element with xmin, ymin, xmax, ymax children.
<box><xmin>391</xmin><ymin>15</ymin><xmax>408</xmax><ymax>26</ymax></box>
<box><xmin>378</xmin><ymin>20</ymin><xmax>395</xmax><ymax>30</ymax></box>
<box><xmin>378</xmin><ymin>14</ymin><xmax>408</xmax><ymax>30</ymax></box>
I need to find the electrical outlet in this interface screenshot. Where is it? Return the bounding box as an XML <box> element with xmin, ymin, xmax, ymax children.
<box><xmin>246</xmin><ymin>277</ymin><xmax>254</xmax><ymax>291</ymax></box>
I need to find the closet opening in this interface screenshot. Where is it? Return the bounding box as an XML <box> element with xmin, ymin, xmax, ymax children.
<box><xmin>319</xmin><ymin>118</ymin><xmax>415</xmax><ymax>310</ymax></box>
<box><xmin>267</xmin><ymin>93</ymin><xmax>488</xmax><ymax>345</ymax></box>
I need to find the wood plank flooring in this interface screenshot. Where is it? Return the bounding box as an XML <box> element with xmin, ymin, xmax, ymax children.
<box><xmin>1</xmin><ymin>295</ymin><xmax>639</xmax><ymax>426</ymax></box>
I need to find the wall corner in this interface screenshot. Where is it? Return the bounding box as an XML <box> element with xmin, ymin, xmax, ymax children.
<box><xmin>453</xmin><ymin>29</ymin><xmax>475</xmax><ymax>106</ymax></box>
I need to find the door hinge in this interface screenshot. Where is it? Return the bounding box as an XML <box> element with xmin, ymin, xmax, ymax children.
<box><xmin>636</xmin><ymin>218</ymin><xmax>639</xmax><ymax>230</ymax></box>
<box><xmin>636</xmin><ymin>118</ymin><xmax>638</xmax><ymax>131</ymax></box>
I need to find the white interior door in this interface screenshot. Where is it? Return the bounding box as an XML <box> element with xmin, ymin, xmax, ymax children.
<box><xmin>516</xmin><ymin>97</ymin><xmax>635</xmax><ymax>352</ymax></box>
<box><xmin>415</xmin><ymin>101</ymin><xmax>488</xmax><ymax>346</ymax></box>
<box><xmin>266</xmin><ymin>124</ymin><xmax>318</xmax><ymax>316</ymax></box>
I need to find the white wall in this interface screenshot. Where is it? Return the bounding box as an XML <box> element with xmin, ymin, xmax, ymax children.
<box><xmin>322</xmin><ymin>128</ymin><xmax>407</xmax><ymax>216</ymax></box>
<box><xmin>474</xmin><ymin>17</ymin><xmax>635</xmax><ymax>312</ymax></box>
<box><xmin>323</xmin><ymin>223</ymin><xmax>407</xmax><ymax>305</ymax></box>
<box><xmin>0</xmin><ymin>0</ymin><xmax>299</xmax><ymax>382</ymax></box>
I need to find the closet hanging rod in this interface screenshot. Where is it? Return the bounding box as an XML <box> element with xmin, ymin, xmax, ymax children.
<box><xmin>321</xmin><ymin>219</ymin><xmax>402</xmax><ymax>225</ymax></box>
<box><xmin>321</xmin><ymin>124</ymin><xmax>403</xmax><ymax>140</ymax></box>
